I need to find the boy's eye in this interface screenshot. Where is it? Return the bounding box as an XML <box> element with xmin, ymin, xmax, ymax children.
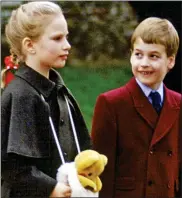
<box><xmin>150</xmin><ymin>54</ymin><xmax>159</xmax><ymax>59</ymax></box>
<box><xmin>135</xmin><ymin>52</ymin><xmax>142</xmax><ymax>58</ymax></box>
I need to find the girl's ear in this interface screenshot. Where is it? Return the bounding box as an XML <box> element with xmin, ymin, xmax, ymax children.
<box><xmin>167</xmin><ymin>55</ymin><xmax>175</xmax><ymax>70</ymax></box>
<box><xmin>22</xmin><ymin>37</ymin><xmax>36</xmax><ymax>55</ymax></box>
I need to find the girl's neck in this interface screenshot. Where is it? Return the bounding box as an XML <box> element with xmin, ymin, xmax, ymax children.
<box><xmin>25</xmin><ymin>59</ymin><xmax>50</xmax><ymax>79</ymax></box>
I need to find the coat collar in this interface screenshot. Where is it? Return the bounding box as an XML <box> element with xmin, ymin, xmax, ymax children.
<box><xmin>126</xmin><ymin>77</ymin><xmax>181</xmax><ymax>146</ymax></box>
<box><xmin>151</xmin><ymin>86</ymin><xmax>181</xmax><ymax>146</ymax></box>
<box><xmin>126</xmin><ymin>77</ymin><xmax>159</xmax><ymax>128</ymax></box>
<box><xmin>135</xmin><ymin>78</ymin><xmax>164</xmax><ymax>105</ymax></box>
<box><xmin>15</xmin><ymin>64</ymin><xmax>65</xmax><ymax>98</ymax></box>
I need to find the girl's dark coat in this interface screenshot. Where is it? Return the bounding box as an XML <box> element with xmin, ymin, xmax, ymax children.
<box><xmin>1</xmin><ymin>65</ymin><xmax>91</xmax><ymax>198</ymax></box>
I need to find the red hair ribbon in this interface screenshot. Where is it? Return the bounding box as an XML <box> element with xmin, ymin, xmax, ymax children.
<box><xmin>4</xmin><ymin>56</ymin><xmax>19</xmax><ymax>69</ymax></box>
<box><xmin>2</xmin><ymin>56</ymin><xmax>19</xmax><ymax>88</ymax></box>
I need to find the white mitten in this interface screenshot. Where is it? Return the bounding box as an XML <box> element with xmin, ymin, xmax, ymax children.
<box><xmin>57</xmin><ymin>162</ymin><xmax>99</xmax><ymax>197</ymax></box>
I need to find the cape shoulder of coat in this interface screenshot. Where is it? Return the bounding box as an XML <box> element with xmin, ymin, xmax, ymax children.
<box><xmin>2</xmin><ymin>65</ymin><xmax>91</xmax><ymax>159</ymax></box>
<box><xmin>1</xmin><ymin>75</ymin><xmax>54</xmax><ymax>159</ymax></box>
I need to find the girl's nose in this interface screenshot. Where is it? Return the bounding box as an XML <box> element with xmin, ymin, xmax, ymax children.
<box><xmin>63</xmin><ymin>39</ymin><xmax>71</xmax><ymax>51</ymax></box>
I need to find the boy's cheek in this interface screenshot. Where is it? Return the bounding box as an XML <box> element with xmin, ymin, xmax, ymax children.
<box><xmin>131</xmin><ymin>67</ymin><xmax>136</xmax><ymax>75</ymax></box>
<box><xmin>130</xmin><ymin>55</ymin><xmax>134</xmax><ymax>63</ymax></box>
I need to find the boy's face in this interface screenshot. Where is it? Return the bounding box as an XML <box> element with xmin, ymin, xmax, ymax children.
<box><xmin>130</xmin><ymin>37</ymin><xmax>175</xmax><ymax>90</ymax></box>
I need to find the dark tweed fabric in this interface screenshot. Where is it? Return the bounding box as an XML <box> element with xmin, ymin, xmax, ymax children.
<box><xmin>1</xmin><ymin>64</ymin><xmax>91</xmax><ymax>198</ymax></box>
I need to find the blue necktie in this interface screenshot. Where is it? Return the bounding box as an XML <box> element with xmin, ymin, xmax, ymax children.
<box><xmin>149</xmin><ymin>91</ymin><xmax>162</xmax><ymax>114</ymax></box>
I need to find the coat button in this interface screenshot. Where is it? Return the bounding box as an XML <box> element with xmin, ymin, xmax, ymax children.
<box><xmin>148</xmin><ymin>180</ymin><xmax>154</xmax><ymax>186</ymax></box>
<box><xmin>64</xmin><ymin>152</ymin><xmax>67</xmax><ymax>156</ymax></box>
<box><xmin>167</xmin><ymin>150</ymin><xmax>172</xmax><ymax>156</ymax></box>
<box><xmin>60</xmin><ymin>119</ymin><xmax>64</xmax><ymax>126</ymax></box>
<box><xmin>149</xmin><ymin>147</ymin><xmax>155</xmax><ymax>155</ymax></box>
<box><xmin>167</xmin><ymin>182</ymin><xmax>171</xmax><ymax>189</ymax></box>
<box><xmin>149</xmin><ymin>150</ymin><xmax>154</xmax><ymax>155</ymax></box>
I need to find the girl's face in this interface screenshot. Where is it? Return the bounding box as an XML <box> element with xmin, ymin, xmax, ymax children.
<box><xmin>33</xmin><ymin>14</ymin><xmax>71</xmax><ymax>70</ymax></box>
<box><xmin>130</xmin><ymin>37</ymin><xmax>175</xmax><ymax>90</ymax></box>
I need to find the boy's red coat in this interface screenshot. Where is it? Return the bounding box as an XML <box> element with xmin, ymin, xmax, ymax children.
<box><xmin>91</xmin><ymin>77</ymin><xmax>181</xmax><ymax>198</ymax></box>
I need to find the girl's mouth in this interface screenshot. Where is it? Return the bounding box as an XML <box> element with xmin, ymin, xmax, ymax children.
<box><xmin>59</xmin><ymin>55</ymin><xmax>68</xmax><ymax>60</ymax></box>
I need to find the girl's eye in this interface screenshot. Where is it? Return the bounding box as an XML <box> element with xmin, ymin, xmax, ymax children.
<box><xmin>53</xmin><ymin>36</ymin><xmax>62</xmax><ymax>41</ymax></box>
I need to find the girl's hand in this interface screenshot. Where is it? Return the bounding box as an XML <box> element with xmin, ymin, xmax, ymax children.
<box><xmin>50</xmin><ymin>182</ymin><xmax>71</xmax><ymax>197</ymax></box>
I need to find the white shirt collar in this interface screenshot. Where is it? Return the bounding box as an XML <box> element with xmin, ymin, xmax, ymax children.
<box><xmin>135</xmin><ymin>78</ymin><xmax>164</xmax><ymax>103</ymax></box>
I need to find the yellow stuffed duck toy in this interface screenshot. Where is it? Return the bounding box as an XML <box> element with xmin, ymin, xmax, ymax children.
<box><xmin>56</xmin><ymin>150</ymin><xmax>108</xmax><ymax>197</ymax></box>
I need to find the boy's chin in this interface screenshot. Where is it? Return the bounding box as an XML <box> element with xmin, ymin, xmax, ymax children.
<box><xmin>142</xmin><ymin>81</ymin><xmax>160</xmax><ymax>90</ymax></box>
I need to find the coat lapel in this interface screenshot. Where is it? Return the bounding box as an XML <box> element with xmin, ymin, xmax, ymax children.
<box><xmin>150</xmin><ymin>86</ymin><xmax>180</xmax><ymax>146</ymax></box>
<box><xmin>126</xmin><ymin>78</ymin><xmax>158</xmax><ymax>129</ymax></box>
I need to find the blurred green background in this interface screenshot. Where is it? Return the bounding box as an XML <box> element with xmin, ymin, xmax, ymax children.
<box><xmin>58</xmin><ymin>65</ymin><xmax>132</xmax><ymax>130</ymax></box>
<box><xmin>1</xmin><ymin>1</ymin><xmax>138</xmax><ymax>131</ymax></box>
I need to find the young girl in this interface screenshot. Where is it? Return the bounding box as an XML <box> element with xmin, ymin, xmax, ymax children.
<box><xmin>1</xmin><ymin>1</ymin><xmax>91</xmax><ymax>198</ymax></box>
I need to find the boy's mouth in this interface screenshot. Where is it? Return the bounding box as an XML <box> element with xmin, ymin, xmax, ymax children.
<box><xmin>140</xmin><ymin>71</ymin><xmax>153</xmax><ymax>75</ymax></box>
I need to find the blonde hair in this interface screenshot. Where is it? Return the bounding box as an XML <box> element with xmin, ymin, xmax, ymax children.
<box><xmin>1</xmin><ymin>68</ymin><xmax>8</xmax><ymax>89</ymax></box>
<box><xmin>5</xmin><ymin>1</ymin><xmax>62</xmax><ymax>63</ymax></box>
<box><xmin>131</xmin><ymin>17</ymin><xmax>179</xmax><ymax>57</ymax></box>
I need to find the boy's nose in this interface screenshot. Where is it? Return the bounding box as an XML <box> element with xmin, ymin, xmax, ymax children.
<box><xmin>140</xmin><ymin>57</ymin><xmax>150</xmax><ymax>67</ymax></box>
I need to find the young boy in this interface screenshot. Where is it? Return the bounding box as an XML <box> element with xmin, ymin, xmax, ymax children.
<box><xmin>91</xmin><ymin>17</ymin><xmax>181</xmax><ymax>198</ymax></box>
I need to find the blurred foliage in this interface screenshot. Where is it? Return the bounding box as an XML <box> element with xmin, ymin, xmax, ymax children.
<box><xmin>60</xmin><ymin>1</ymin><xmax>138</xmax><ymax>66</ymax></box>
<box><xmin>58</xmin><ymin>64</ymin><xmax>133</xmax><ymax>130</ymax></box>
<box><xmin>1</xmin><ymin>1</ymin><xmax>138</xmax><ymax>66</ymax></box>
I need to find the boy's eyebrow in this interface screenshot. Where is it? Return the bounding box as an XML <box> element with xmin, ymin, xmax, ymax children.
<box><xmin>134</xmin><ymin>48</ymin><xmax>142</xmax><ymax>51</ymax></box>
<box><xmin>147</xmin><ymin>50</ymin><xmax>161</xmax><ymax>54</ymax></box>
<box><xmin>134</xmin><ymin>49</ymin><xmax>161</xmax><ymax>54</ymax></box>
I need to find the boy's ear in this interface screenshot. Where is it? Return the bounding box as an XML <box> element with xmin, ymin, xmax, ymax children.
<box><xmin>22</xmin><ymin>37</ymin><xmax>36</xmax><ymax>54</ymax></box>
<box><xmin>130</xmin><ymin>49</ymin><xmax>133</xmax><ymax>55</ymax></box>
<box><xmin>167</xmin><ymin>55</ymin><xmax>175</xmax><ymax>70</ymax></box>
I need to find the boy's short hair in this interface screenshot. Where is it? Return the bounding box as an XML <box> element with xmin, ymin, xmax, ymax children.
<box><xmin>131</xmin><ymin>17</ymin><xmax>179</xmax><ymax>57</ymax></box>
